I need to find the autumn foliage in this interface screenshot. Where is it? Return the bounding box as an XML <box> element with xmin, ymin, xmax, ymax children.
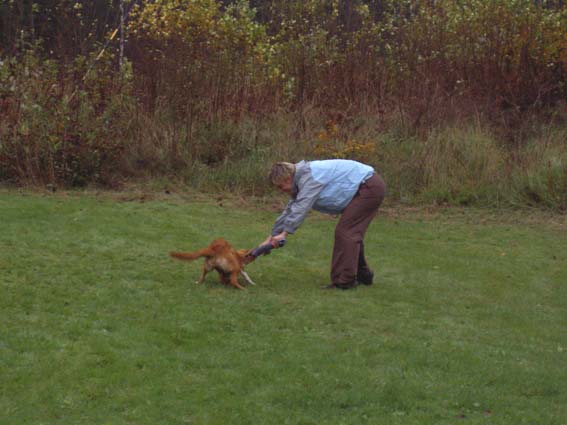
<box><xmin>124</xmin><ymin>0</ymin><xmax>567</xmax><ymax>122</ymax></box>
<box><xmin>0</xmin><ymin>1</ymin><xmax>566</xmax><ymax>208</ymax></box>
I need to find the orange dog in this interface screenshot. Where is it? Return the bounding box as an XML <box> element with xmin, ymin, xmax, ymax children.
<box><xmin>170</xmin><ymin>238</ymin><xmax>255</xmax><ymax>290</ymax></box>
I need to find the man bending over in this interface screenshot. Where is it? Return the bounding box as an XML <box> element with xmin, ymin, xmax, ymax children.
<box><xmin>259</xmin><ymin>159</ymin><xmax>386</xmax><ymax>289</ymax></box>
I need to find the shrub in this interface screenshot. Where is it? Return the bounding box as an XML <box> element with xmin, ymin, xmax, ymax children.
<box><xmin>0</xmin><ymin>48</ymin><xmax>135</xmax><ymax>187</ymax></box>
<box><xmin>128</xmin><ymin>0</ymin><xmax>273</xmax><ymax>119</ymax></box>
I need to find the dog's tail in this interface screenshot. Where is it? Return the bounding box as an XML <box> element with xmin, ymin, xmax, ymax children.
<box><xmin>169</xmin><ymin>248</ymin><xmax>214</xmax><ymax>262</ymax></box>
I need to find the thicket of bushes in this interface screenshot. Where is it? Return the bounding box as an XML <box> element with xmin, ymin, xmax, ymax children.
<box><xmin>0</xmin><ymin>0</ymin><xmax>566</xmax><ymax>210</ymax></box>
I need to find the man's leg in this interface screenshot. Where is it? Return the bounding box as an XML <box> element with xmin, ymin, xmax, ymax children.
<box><xmin>329</xmin><ymin>174</ymin><xmax>386</xmax><ymax>287</ymax></box>
<box><xmin>357</xmin><ymin>241</ymin><xmax>374</xmax><ymax>285</ymax></box>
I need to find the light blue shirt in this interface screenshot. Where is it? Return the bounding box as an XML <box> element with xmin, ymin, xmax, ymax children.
<box><xmin>272</xmin><ymin>159</ymin><xmax>375</xmax><ymax>235</ymax></box>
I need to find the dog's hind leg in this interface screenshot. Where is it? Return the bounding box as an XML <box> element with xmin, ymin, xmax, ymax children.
<box><xmin>229</xmin><ymin>272</ymin><xmax>245</xmax><ymax>290</ymax></box>
<box><xmin>240</xmin><ymin>270</ymin><xmax>256</xmax><ymax>286</ymax></box>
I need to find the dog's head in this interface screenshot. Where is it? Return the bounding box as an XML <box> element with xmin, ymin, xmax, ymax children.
<box><xmin>238</xmin><ymin>249</ymin><xmax>256</xmax><ymax>265</ymax></box>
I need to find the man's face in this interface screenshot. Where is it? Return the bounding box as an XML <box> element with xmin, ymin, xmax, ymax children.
<box><xmin>275</xmin><ymin>176</ymin><xmax>293</xmax><ymax>195</ymax></box>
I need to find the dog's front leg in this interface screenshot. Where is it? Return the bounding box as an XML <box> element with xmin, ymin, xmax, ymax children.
<box><xmin>240</xmin><ymin>270</ymin><xmax>256</xmax><ymax>286</ymax></box>
<box><xmin>197</xmin><ymin>264</ymin><xmax>208</xmax><ymax>284</ymax></box>
<box><xmin>229</xmin><ymin>272</ymin><xmax>245</xmax><ymax>290</ymax></box>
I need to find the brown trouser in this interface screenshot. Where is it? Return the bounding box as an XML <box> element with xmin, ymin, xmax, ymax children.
<box><xmin>331</xmin><ymin>174</ymin><xmax>386</xmax><ymax>285</ymax></box>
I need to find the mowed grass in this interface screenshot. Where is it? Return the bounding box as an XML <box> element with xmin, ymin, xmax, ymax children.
<box><xmin>1</xmin><ymin>191</ymin><xmax>566</xmax><ymax>425</ymax></box>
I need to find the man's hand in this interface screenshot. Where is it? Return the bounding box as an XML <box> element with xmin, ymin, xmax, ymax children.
<box><xmin>271</xmin><ymin>231</ymin><xmax>288</xmax><ymax>247</ymax></box>
<box><xmin>258</xmin><ymin>232</ymin><xmax>287</xmax><ymax>253</ymax></box>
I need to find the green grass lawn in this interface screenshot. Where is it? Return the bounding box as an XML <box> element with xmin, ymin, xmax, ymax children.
<box><xmin>1</xmin><ymin>191</ymin><xmax>566</xmax><ymax>424</ymax></box>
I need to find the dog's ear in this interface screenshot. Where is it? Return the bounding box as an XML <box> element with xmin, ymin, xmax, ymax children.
<box><xmin>237</xmin><ymin>248</ymin><xmax>250</xmax><ymax>258</ymax></box>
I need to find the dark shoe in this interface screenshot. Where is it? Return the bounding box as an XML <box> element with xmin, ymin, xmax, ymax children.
<box><xmin>321</xmin><ymin>281</ymin><xmax>358</xmax><ymax>290</ymax></box>
<box><xmin>357</xmin><ymin>270</ymin><xmax>374</xmax><ymax>285</ymax></box>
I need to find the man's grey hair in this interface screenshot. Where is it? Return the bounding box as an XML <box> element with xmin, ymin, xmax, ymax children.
<box><xmin>269</xmin><ymin>162</ymin><xmax>296</xmax><ymax>185</ymax></box>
